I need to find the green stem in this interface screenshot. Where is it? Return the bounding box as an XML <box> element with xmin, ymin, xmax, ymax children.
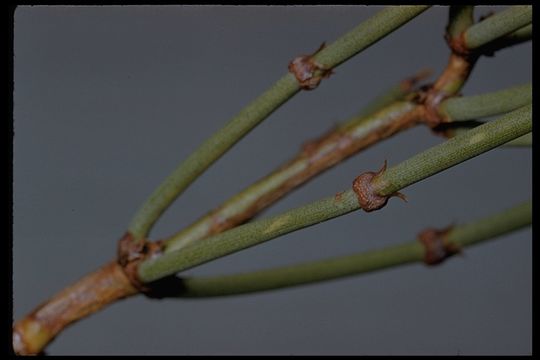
<box><xmin>128</xmin><ymin>75</ymin><xmax>298</xmax><ymax>241</ymax></box>
<box><xmin>439</xmin><ymin>83</ymin><xmax>531</xmax><ymax>121</ymax></box>
<box><xmin>448</xmin><ymin>128</ymin><xmax>531</xmax><ymax>148</ymax></box>
<box><xmin>141</xmin><ymin>191</ymin><xmax>359</xmax><ymax>282</ymax></box>
<box><xmin>448</xmin><ymin>201</ymin><xmax>531</xmax><ymax>247</ymax></box>
<box><xmin>312</xmin><ymin>6</ymin><xmax>431</xmax><ymax>69</ymax></box>
<box><xmin>127</xmin><ymin>6</ymin><xmax>430</xmax><ymax>242</ymax></box>
<box><xmin>165</xmin><ymin>76</ymin><xmax>425</xmax><ymax>252</ymax></box>
<box><xmin>373</xmin><ymin>104</ymin><xmax>531</xmax><ymax>197</ymax></box>
<box><xmin>138</xmin><ymin>104</ymin><xmax>531</xmax><ymax>283</ymax></box>
<box><xmin>446</xmin><ymin>6</ymin><xmax>475</xmax><ymax>39</ymax></box>
<box><xmin>481</xmin><ymin>23</ymin><xmax>532</xmax><ymax>53</ymax></box>
<box><xmin>174</xmin><ymin>201</ymin><xmax>531</xmax><ymax>297</ymax></box>
<box><xmin>464</xmin><ymin>6</ymin><xmax>532</xmax><ymax>49</ymax></box>
<box><xmin>503</xmin><ymin>23</ymin><xmax>532</xmax><ymax>43</ymax></box>
<box><xmin>499</xmin><ymin>133</ymin><xmax>532</xmax><ymax>147</ymax></box>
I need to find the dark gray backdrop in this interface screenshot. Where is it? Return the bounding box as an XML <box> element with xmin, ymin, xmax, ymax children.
<box><xmin>13</xmin><ymin>6</ymin><xmax>532</xmax><ymax>355</ymax></box>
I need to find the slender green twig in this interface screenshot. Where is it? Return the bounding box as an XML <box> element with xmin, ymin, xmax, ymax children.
<box><xmin>480</xmin><ymin>23</ymin><xmax>532</xmax><ymax>54</ymax></box>
<box><xmin>138</xmin><ymin>104</ymin><xmax>531</xmax><ymax>282</ymax></box>
<box><xmin>447</xmin><ymin>128</ymin><xmax>532</xmax><ymax>148</ymax></box>
<box><xmin>439</xmin><ymin>83</ymin><xmax>531</xmax><ymax>121</ymax></box>
<box><xmin>168</xmin><ymin>78</ymin><xmax>531</xmax><ymax>253</ymax></box>
<box><xmin>172</xmin><ymin>201</ymin><xmax>531</xmax><ymax>297</ymax></box>
<box><xmin>162</xmin><ymin>5</ymin><xmax>486</xmax><ymax>252</ymax></box>
<box><xmin>373</xmin><ymin>104</ymin><xmax>531</xmax><ymax>196</ymax></box>
<box><xmin>498</xmin><ymin>133</ymin><xmax>532</xmax><ymax>147</ymax></box>
<box><xmin>502</xmin><ymin>23</ymin><xmax>532</xmax><ymax>44</ymax></box>
<box><xmin>446</xmin><ymin>6</ymin><xmax>474</xmax><ymax>39</ymax></box>
<box><xmin>448</xmin><ymin>201</ymin><xmax>531</xmax><ymax>247</ymax></box>
<box><xmin>127</xmin><ymin>6</ymin><xmax>430</xmax><ymax>242</ymax></box>
<box><xmin>464</xmin><ymin>5</ymin><xmax>532</xmax><ymax>49</ymax></box>
<box><xmin>313</xmin><ymin>6</ymin><xmax>430</xmax><ymax>69</ymax></box>
<box><xmin>165</xmin><ymin>73</ymin><xmax>428</xmax><ymax>252</ymax></box>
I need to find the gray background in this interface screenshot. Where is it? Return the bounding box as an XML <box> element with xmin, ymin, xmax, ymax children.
<box><xmin>13</xmin><ymin>6</ymin><xmax>532</xmax><ymax>355</ymax></box>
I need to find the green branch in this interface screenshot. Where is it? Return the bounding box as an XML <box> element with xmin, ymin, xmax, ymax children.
<box><xmin>127</xmin><ymin>6</ymin><xmax>430</xmax><ymax>242</ymax></box>
<box><xmin>173</xmin><ymin>201</ymin><xmax>531</xmax><ymax>297</ymax></box>
<box><xmin>373</xmin><ymin>104</ymin><xmax>531</xmax><ymax>197</ymax></box>
<box><xmin>503</xmin><ymin>23</ymin><xmax>533</xmax><ymax>44</ymax></box>
<box><xmin>164</xmin><ymin>71</ymin><xmax>428</xmax><ymax>252</ymax></box>
<box><xmin>439</xmin><ymin>83</ymin><xmax>531</xmax><ymax>121</ymax></box>
<box><xmin>481</xmin><ymin>23</ymin><xmax>532</xmax><ymax>53</ymax></box>
<box><xmin>498</xmin><ymin>133</ymin><xmax>532</xmax><ymax>147</ymax></box>
<box><xmin>313</xmin><ymin>6</ymin><xmax>430</xmax><ymax>69</ymax></box>
<box><xmin>447</xmin><ymin>127</ymin><xmax>531</xmax><ymax>148</ymax></box>
<box><xmin>446</xmin><ymin>6</ymin><xmax>474</xmax><ymax>39</ymax></box>
<box><xmin>138</xmin><ymin>104</ymin><xmax>531</xmax><ymax>283</ymax></box>
<box><xmin>464</xmin><ymin>5</ymin><xmax>532</xmax><ymax>49</ymax></box>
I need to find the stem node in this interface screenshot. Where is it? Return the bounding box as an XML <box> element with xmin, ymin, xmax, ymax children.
<box><xmin>352</xmin><ymin>160</ymin><xmax>406</xmax><ymax>212</ymax></box>
<box><xmin>117</xmin><ymin>232</ymin><xmax>164</xmax><ymax>293</ymax></box>
<box><xmin>288</xmin><ymin>42</ymin><xmax>334</xmax><ymax>90</ymax></box>
<box><xmin>418</xmin><ymin>225</ymin><xmax>460</xmax><ymax>265</ymax></box>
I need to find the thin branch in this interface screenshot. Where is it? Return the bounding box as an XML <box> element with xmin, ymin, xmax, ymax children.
<box><xmin>446</xmin><ymin>6</ymin><xmax>475</xmax><ymax>39</ymax></box>
<box><xmin>169</xmin><ymin>200</ymin><xmax>531</xmax><ymax>297</ymax></box>
<box><xmin>497</xmin><ymin>132</ymin><xmax>532</xmax><ymax>147</ymax></box>
<box><xmin>478</xmin><ymin>23</ymin><xmax>532</xmax><ymax>54</ymax></box>
<box><xmin>438</xmin><ymin>83</ymin><xmax>531</xmax><ymax>121</ymax></box>
<box><xmin>127</xmin><ymin>5</ymin><xmax>430</xmax><ymax>242</ymax></box>
<box><xmin>444</xmin><ymin>126</ymin><xmax>532</xmax><ymax>148</ymax></box>
<box><xmin>499</xmin><ymin>23</ymin><xmax>532</xmax><ymax>45</ymax></box>
<box><xmin>464</xmin><ymin>5</ymin><xmax>532</xmax><ymax>50</ymax></box>
<box><xmin>312</xmin><ymin>6</ymin><xmax>431</xmax><ymax>69</ymax></box>
<box><xmin>138</xmin><ymin>104</ymin><xmax>531</xmax><ymax>283</ymax></box>
<box><xmin>161</xmin><ymin>7</ymin><xmax>482</xmax><ymax>252</ymax></box>
<box><xmin>373</xmin><ymin>103</ymin><xmax>531</xmax><ymax>197</ymax></box>
<box><xmin>164</xmin><ymin>73</ymin><xmax>429</xmax><ymax>252</ymax></box>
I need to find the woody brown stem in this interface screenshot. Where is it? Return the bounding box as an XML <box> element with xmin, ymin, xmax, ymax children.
<box><xmin>12</xmin><ymin>262</ymin><xmax>138</xmax><ymax>355</ymax></box>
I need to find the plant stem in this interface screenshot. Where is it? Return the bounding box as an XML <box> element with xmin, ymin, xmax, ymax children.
<box><xmin>374</xmin><ymin>104</ymin><xmax>531</xmax><ymax>196</ymax></box>
<box><xmin>504</xmin><ymin>133</ymin><xmax>532</xmax><ymax>147</ymax></box>
<box><xmin>446</xmin><ymin>6</ymin><xmax>474</xmax><ymax>39</ymax></box>
<box><xmin>141</xmin><ymin>190</ymin><xmax>360</xmax><ymax>282</ymax></box>
<box><xmin>502</xmin><ymin>23</ymin><xmax>533</xmax><ymax>44</ymax></box>
<box><xmin>12</xmin><ymin>262</ymin><xmax>138</xmax><ymax>355</ymax></box>
<box><xmin>448</xmin><ymin>200</ymin><xmax>531</xmax><ymax>247</ymax></box>
<box><xmin>439</xmin><ymin>83</ymin><xmax>531</xmax><ymax>121</ymax></box>
<box><xmin>313</xmin><ymin>6</ymin><xmax>430</xmax><ymax>68</ymax></box>
<box><xmin>127</xmin><ymin>6</ymin><xmax>431</xmax><ymax>242</ymax></box>
<box><xmin>163</xmin><ymin>5</ymin><xmax>483</xmax><ymax>252</ymax></box>
<box><xmin>127</xmin><ymin>76</ymin><xmax>299</xmax><ymax>242</ymax></box>
<box><xmin>446</xmin><ymin>128</ymin><xmax>532</xmax><ymax>148</ymax></box>
<box><xmin>464</xmin><ymin>5</ymin><xmax>532</xmax><ymax>49</ymax></box>
<box><xmin>139</xmin><ymin>104</ymin><xmax>531</xmax><ymax>283</ymax></box>
<box><xmin>173</xmin><ymin>201</ymin><xmax>531</xmax><ymax>297</ymax></box>
<box><xmin>481</xmin><ymin>23</ymin><xmax>532</xmax><ymax>54</ymax></box>
<box><xmin>165</xmin><ymin>85</ymin><xmax>425</xmax><ymax>252</ymax></box>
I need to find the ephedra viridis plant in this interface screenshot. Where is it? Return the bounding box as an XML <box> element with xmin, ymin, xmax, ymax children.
<box><xmin>13</xmin><ymin>5</ymin><xmax>532</xmax><ymax>355</ymax></box>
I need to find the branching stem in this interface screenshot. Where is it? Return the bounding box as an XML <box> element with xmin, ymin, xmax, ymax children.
<box><xmin>127</xmin><ymin>5</ymin><xmax>430</xmax><ymax>242</ymax></box>
<box><xmin>139</xmin><ymin>104</ymin><xmax>531</xmax><ymax>282</ymax></box>
<box><xmin>172</xmin><ymin>201</ymin><xmax>531</xmax><ymax>297</ymax></box>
